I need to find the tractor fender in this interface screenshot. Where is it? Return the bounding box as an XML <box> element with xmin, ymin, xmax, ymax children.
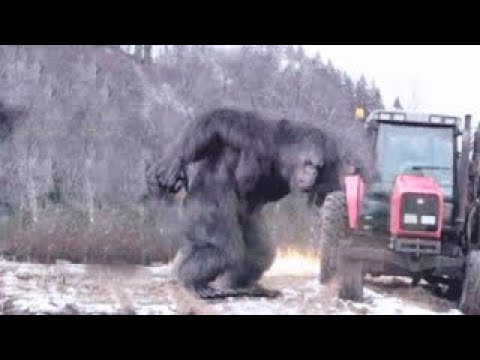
<box><xmin>344</xmin><ymin>175</ymin><xmax>365</xmax><ymax>229</ymax></box>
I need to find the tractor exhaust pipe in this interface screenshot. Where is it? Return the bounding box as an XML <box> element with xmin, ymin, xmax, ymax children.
<box><xmin>456</xmin><ymin>114</ymin><xmax>472</xmax><ymax>227</ymax></box>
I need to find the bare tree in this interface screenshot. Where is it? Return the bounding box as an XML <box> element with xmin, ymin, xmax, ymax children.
<box><xmin>144</xmin><ymin>45</ymin><xmax>152</xmax><ymax>64</ymax></box>
<box><xmin>134</xmin><ymin>45</ymin><xmax>143</xmax><ymax>60</ymax></box>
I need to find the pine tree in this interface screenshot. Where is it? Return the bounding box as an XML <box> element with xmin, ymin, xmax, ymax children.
<box><xmin>393</xmin><ymin>96</ymin><xmax>403</xmax><ymax>110</ymax></box>
<box><xmin>354</xmin><ymin>75</ymin><xmax>370</xmax><ymax>115</ymax></box>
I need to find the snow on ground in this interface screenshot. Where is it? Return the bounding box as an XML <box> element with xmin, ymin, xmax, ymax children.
<box><xmin>0</xmin><ymin>255</ymin><xmax>462</xmax><ymax>315</ymax></box>
<box><xmin>210</xmin><ymin>276</ymin><xmax>461</xmax><ymax>315</ymax></box>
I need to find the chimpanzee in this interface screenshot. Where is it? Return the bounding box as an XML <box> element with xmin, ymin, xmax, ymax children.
<box><xmin>147</xmin><ymin>108</ymin><xmax>366</xmax><ymax>299</ymax></box>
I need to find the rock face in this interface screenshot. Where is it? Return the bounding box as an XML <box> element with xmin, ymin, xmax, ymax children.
<box><xmin>0</xmin><ymin>45</ymin><xmax>187</xmax><ymax>263</ymax></box>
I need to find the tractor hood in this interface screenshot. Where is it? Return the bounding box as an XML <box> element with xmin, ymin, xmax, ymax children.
<box><xmin>390</xmin><ymin>174</ymin><xmax>444</xmax><ymax>239</ymax></box>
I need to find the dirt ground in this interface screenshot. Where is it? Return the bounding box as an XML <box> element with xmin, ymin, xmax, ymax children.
<box><xmin>0</xmin><ymin>257</ymin><xmax>462</xmax><ymax>315</ymax></box>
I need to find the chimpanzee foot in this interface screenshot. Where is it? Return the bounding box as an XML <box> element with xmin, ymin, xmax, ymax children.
<box><xmin>190</xmin><ymin>285</ymin><xmax>239</xmax><ymax>300</ymax></box>
<box><xmin>187</xmin><ymin>284</ymin><xmax>282</xmax><ymax>300</ymax></box>
<box><xmin>245</xmin><ymin>284</ymin><xmax>282</xmax><ymax>298</ymax></box>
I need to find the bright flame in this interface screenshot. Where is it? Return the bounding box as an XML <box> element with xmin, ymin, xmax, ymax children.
<box><xmin>266</xmin><ymin>247</ymin><xmax>319</xmax><ymax>277</ymax></box>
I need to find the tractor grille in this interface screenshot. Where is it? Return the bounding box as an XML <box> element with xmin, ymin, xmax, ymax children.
<box><xmin>400</xmin><ymin>194</ymin><xmax>439</xmax><ymax>232</ymax></box>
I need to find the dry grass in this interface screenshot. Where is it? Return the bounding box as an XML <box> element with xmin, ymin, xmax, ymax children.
<box><xmin>0</xmin><ymin>210</ymin><xmax>173</xmax><ymax>265</ymax></box>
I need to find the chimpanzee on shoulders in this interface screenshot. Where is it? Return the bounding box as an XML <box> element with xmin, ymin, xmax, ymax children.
<box><xmin>147</xmin><ymin>107</ymin><xmax>354</xmax><ymax>299</ymax></box>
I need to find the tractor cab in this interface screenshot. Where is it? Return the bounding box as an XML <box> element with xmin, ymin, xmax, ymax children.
<box><xmin>357</xmin><ymin>110</ymin><xmax>463</xmax><ymax>235</ymax></box>
<box><xmin>368</xmin><ymin>110</ymin><xmax>459</xmax><ymax>199</ymax></box>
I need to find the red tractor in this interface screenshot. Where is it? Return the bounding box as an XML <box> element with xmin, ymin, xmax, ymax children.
<box><xmin>319</xmin><ymin>110</ymin><xmax>480</xmax><ymax>314</ymax></box>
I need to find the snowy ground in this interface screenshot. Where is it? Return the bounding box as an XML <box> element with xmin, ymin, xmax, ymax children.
<box><xmin>0</xmin><ymin>255</ymin><xmax>462</xmax><ymax>315</ymax></box>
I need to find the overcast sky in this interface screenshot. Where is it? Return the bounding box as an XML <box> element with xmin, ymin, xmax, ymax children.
<box><xmin>302</xmin><ymin>45</ymin><xmax>480</xmax><ymax>128</ymax></box>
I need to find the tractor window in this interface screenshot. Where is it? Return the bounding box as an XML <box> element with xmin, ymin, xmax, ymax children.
<box><xmin>376</xmin><ymin>123</ymin><xmax>454</xmax><ymax>198</ymax></box>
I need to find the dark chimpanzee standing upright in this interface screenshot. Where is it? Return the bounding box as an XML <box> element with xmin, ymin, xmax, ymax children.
<box><xmin>147</xmin><ymin>108</ymin><xmax>364</xmax><ymax>299</ymax></box>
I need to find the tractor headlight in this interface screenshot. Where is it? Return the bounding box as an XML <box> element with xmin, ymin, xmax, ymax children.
<box><xmin>403</xmin><ymin>213</ymin><xmax>418</xmax><ymax>224</ymax></box>
<box><xmin>420</xmin><ymin>215</ymin><xmax>436</xmax><ymax>226</ymax></box>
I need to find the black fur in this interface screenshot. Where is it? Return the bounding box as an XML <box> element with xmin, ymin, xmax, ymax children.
<box><xmin>147</xmin><ymin>108</ymin><xmax>361</xmax><ymax>299</ymax></box>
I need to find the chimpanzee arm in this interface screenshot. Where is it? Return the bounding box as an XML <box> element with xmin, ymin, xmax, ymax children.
<box><xmin>172</xmin><ymin>108</ymin><xmax>272</xmax><ymax>164</ymax></box>
<box><xmin>307</xmin><ymin>161</ymin><xmax>343</xmax><ymax>207</ymax></box>
<box><xmin>147</xmin><ymin>109</ymin><xmax>273</xmax><ymax>193</ymax></box>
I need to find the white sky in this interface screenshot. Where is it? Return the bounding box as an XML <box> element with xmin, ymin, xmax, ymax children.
<box><xmin>302</xmin><ymin>45</ymin><xmax>480</xmax><ymax>128</ymax></box>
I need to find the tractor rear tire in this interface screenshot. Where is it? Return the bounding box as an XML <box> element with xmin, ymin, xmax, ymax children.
<box><xmin>318</xmin><ymin>191</ymin><xmax>347</xmax><ymax>284</ymax></box>
<box><xmin>459</xmin><ymin>250</ymin><xmax>480</xmax><ymax>315</ymax></box>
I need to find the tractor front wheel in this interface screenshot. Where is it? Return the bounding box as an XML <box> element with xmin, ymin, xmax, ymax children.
<box><xmin>318</xmin><ymin>191</ymin><xmax>347</xmax><ymax>284</ymax></box>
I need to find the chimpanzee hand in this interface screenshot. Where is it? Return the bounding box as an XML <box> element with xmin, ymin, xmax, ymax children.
<box><xmin>146</xmin><ymin>158</ymin><xmax>188</xmax><ymax>194</ymax></box>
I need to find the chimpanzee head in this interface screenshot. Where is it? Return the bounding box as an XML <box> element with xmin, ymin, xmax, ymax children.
<box><xmin>277</xmin><ymin>120</ymin><xmax>328</xmax><ymax>193</ymax></box>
